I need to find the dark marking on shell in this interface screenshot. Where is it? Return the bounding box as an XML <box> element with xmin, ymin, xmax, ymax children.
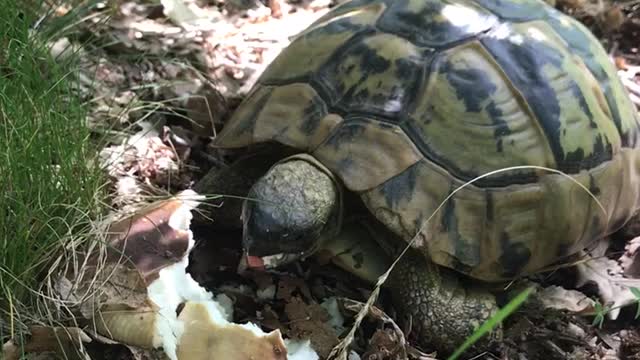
<box><xmin>402</xmin><ymin>119</ymin><xmax>541</xmax><ymax>187</ymax></box>
<box><xmin>300</xmin><ymin>95</ymin><xmax>328</xmax><ymax>136</ymax></box>
<box><xmin>413</xmin><ymin>212</ymin><xmax>425</xmax><ymax>236</ymax></box>
<box><xmin>376</xmin><ymin>121</ymin><xmax>397</xmax><ymax>130</ymax></box>
<box><xmin>481</xmin><ymin>26</ymin><xmax>610</xmax><ymax>173</ymax></box>
<box><xmin>488</xmin><ymin>102</ymin><xmax>510</xmax><ymax>153</ymax></box>
<box><xmin>556</xmin><ymin>243</ymin><xmax>570</xmax><ymax>258</ymax></box>
<box><xmin>572</xmin><ymin>88</ymin><xmax>595</xmax><ymax>128</ymax></box>
<box><xmin>499</xmin><ymin>232</ymin><xmax>531</xmax><ymax>277</ymax></box>
<box><xmin>441</xmin><ymin>194</ymin><xmax>455</xmax><ymax>232</ymax></box>
<box><xmin>485</xmin><ymin>191</ymin><xmax>494</xmax><ymax>222</ymax></box>
<box><xmin>231</xmin><ymin>90</ymin><xmax>272</xmax><ymax>138</ymax></box>
<box><xmin>324</xmin><ymin>121</ymin><xmax>367</xmax><ymax>148</ymax></box>
<box><xmin>442</xmin><ymin>191</ymin><xmax>481</xmax><ymax>268</ymax></box>
<box><xmin>336</xmin><ymin>157</ymin><xmax>356</xmax><ymax>174</ymax></box>
<box><xmin>440</xmin><ymin>60</ymin><xmax>511</xmax><ymax>153</ymax></box>
<box><xmin>352</xmin><ymin>40</ymin><xmax>392</xmax><ymax>75</ymax></box>
<box><xmin>259</xmin><ymin>8</ymin><xmax>376</xmax><ymax>87</ymax></box>
<box><xmin>318</xmin><ymin>33</ymin><xmax>424</xmax><ymax>119</ymax></box>
<box><xmin>563</xmin><ymin>134</ymin><xmax>612</xmax><ymax>172</ymax></box>
<box><xmin>377</xmin><ymin>0</ymin><xmax>498</xmax><ymax>48</ymax></box>
<box><xmin>544</xmin><ymin>7</ymin><xmax>640</xmax><ymax>148</ymax></box>
<box><xmin>395</xmin><ymin>57</ymin><xmax>419</xmax><ymax>80</ymax></box>
<box><xmin>588</xmin><ymin>174</ymin><xmax>601</xmax><ymax>197</ymax></box>
<box><xmin>379</xmin><ymin>162</ymin><xmax>420</xmax><ymax>208</ymax></box>
<box><xmin>441</xmin><ymin>61</ymin><xmax>495</xmax><ymax>113</ymax></box>
<box><xmin>473</xmin><ymin>0</ymin><xmax>546</xmax><ymax>22</ymax></box>
<box><xmin>312</xmin><ymin>29</ymin><xmax>377</xmax><ymax>103</ymax></box>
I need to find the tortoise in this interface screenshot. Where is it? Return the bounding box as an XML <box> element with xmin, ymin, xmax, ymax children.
<box><xmin>195</xmin><ymin>0</ymin><xmax>640</xmax><ymax>355</ymax></box>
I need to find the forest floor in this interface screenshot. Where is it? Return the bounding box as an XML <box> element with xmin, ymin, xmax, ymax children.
<box><xmin>6</xmin><ymin>0</ymin><xmax>640</xmax><ymax>359</ymax></box>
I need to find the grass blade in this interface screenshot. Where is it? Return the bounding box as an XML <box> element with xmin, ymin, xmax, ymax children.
<box><xmin>447</xmin><ymin>287</ymin><xmax>534</xmax><ymax>360</ymax></box>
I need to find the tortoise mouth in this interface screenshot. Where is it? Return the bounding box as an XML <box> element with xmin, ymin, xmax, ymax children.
<box><xmin>238</xmin><ymin>251</ymin><xmax>305</xmax><ymax>273</ymax></box>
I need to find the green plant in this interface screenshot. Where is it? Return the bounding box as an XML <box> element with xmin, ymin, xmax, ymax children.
<box><xmin>589</xmin><ymin>286</ymin><xmax>640</xmax><ymax>328</ymax></box>
<box><xmin>0</xmin><ymin>0</ymin><xmax>108</xmax><ymax>338</ymax></box>
<box><xmin>447</xmin><ymin>287</ymin><xmax>534</xmax><ymax>360</ymax></box>
<box><xmin>632</xmin><ymin>287</ymin><xmax>640</xmax><ymax>319</ymax></box>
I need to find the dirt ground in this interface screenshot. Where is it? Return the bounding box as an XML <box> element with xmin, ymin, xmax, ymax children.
<box><xmin>33</xmin><ymin>0</ymin><xmax>640</xmax><ymax>359</ymax></box>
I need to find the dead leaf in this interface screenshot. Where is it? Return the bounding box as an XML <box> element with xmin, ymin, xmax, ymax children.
<box><xmin>161</xmin><ymin>0</ymin><xmax>221</xmax><ymax>30</ymax></box>
<box><xmin>105</xmin><ymin>194</ymin><xmax>193</xmax><ymax>284</ymax></box>
<box><xmin>361</xmin><ymin>329</ymin><xmax>406</xmax><ymax>360</ymax></box>
<box><xmin>621</xmin><ymin>330</ymin><xmax>640</xmax><ymax>359</ymax></box>
<box><xmin>338</xmin><ymin>298</ymin><xmax>436</xmax><ymax>360</ymax></box>
<box><xmin>91</xmin><ymin>301</ymin><xmax>159</xmax><ymax>349</ymax></box>
<box><xmin>99</xmin><ymin>121</ymin><xmax>184</xmax><ymax>191</ymax></box>
<box><xmin>77</xmin><ymin>263</ymin><xmax>149</xmax><ymax>319</ymax></box>
<box><xmin>620</xmin><ymin>236</ymin><xmax>640</xmax><ymax>277</ymax></box>
<box><xmin>576</xmin><ymin>251</ymin><xmax>640</xmax><ymax>319</ymax></box>
<box><xmin>52</xmin><ymin>257</ymin><xmax>148</xmax><ymax>320</ymax></box>
<box><xmin>252</xmin><ymin>272</ymin><xmax>277</xmax><ymax>301</ymax></box>
<box><xmin>284</xmin><ymin>296</ymin><xmax>340</xmax><ymax>358</ymax></box>
<box><xmin>276</xmin><ymin>275</ymin><xmax>313</xmax><ymax>301</ymax></box>
<box><xmin>2</xmin><ymin>326</ymin><xmax>91</xmax><ymax>360</ymax></box>
<box><xmin>125</xmin><ymin>347</ymin><xmax>169</xmax><ymax>360</ymax></box>
<box><xmin>161</xmin><ymin>0</ymin><xmax>200</xmax><ymax>25</ymax></box>
<box><xmin>260</xmin><ymin>304</ymin><xmax>286</xmax><ymax>331</ymax></box>
<box><xmin>537</xmin><ymin>285</ymin><xmax>597</xmax><ymax>314</ymax></box>
<box><xmin>55</xmin><ymin>192</ymin><xmax>200</xmax><ymax>320</ymax></box>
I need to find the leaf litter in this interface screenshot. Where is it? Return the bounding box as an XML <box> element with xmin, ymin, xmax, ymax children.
<box><xmin>9</xmin><ymin>0</ymin><xmax>640</xmax><ymax>359</ymax></box>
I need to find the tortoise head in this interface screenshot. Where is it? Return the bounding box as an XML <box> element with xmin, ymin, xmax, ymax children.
<box><xmin>239</xmin><ymin>155</ymin><xmax>341</xmax><ymax>271</ymax></box>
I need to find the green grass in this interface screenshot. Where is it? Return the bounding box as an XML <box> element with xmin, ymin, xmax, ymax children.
<box><xmin>447</xmin><ymin>286</ymin><xmax>534</xmax><ymax>360</ymax></box>
<box><xmin>0</xmin><ymin>0</ymin><xmax>108</xmax><ymax>339</ymax></box>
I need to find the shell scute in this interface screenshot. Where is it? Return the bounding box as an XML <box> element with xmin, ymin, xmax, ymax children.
<box><xmin>313</xmin><ymin>119</ymin><xmax>422</xmax><ymax>191</ymax></box>
<box><xmin>472</xmin><ymin>0</ymin><xmax>547</xmax><ymax>22</ymax></box>
<box><xmin>407</xmin><ymin>40</ymin><xmax>554</xmax><ymax>185</ymax></box>
<box><xmin>544</xmin><ymin>7</ymin><xmax>640</xmax><ymax>148</ymax></box>
<box><xmin>214</xmin><ymin>83</ymin><xmax>342</xmax><ymax>151</ymax></box>
<box><xmin>361</xmin><ymin>146</ymin><xmax>640</xmax><ymax>281</ymax></box>
<box><xmin>480</xmin><ymin>21</ymin><xmax>621</xmax><ymax>174</ymax></box>
<box><xmin>259</xmin><ymin>1</ymin><xmax>386</xmax><ymax>84</ymax></box>
<box><xmin>376</xmin><ymin>0</ymin><xmax>498</xmax><ymax>48</ymax></box>
<box><xmin>318</xmin><ymin>33</ymin><xmax>425</xmax><ymax>118</ymax></box>
<box><xmin>213</xmin><ymin>86</ymin><xmax>272</xmax><ymax>148</ymax></box>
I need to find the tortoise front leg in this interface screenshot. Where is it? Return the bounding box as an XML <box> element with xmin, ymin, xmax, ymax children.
<box><xmin>387</xmin><ymin>251</ymin><xmax>502</xmax><ymax>356</ymax></box>
<box><xmin>325</xmin><ymin>220</ymin><xmax>502</xmax><ymax>356</ymax></box>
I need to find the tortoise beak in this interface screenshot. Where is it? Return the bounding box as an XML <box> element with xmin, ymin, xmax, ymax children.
<box><xmin>240</xmin><ymin>205</ymin><xmax>310</xmax><ymax>271</ymax></box>
<box><xmin>237</xmin><ymin>252</ymin><xmax>266</xmax><ymax>273</ymax></box>
<box><xmin>237</xmin><ymin>249</ymin><xmax>304</xmax><ymax>274</ymax></box>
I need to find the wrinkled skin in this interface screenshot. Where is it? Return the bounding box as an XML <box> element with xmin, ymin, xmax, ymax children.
<box><xmin>387</xmin><ymin>252</ymin><xmax>501</xmax><ymax>353</ymax></box>
<box><xmin>196</xmin><ymin>153</ymin><xmax>501</xmax><ymax>356</ymax></box>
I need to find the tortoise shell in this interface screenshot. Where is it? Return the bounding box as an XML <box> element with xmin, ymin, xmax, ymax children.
<box><xmin>213</xmin><ymin>0</ymin><xmax>640</xmax><ymax>281</ymax></box>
